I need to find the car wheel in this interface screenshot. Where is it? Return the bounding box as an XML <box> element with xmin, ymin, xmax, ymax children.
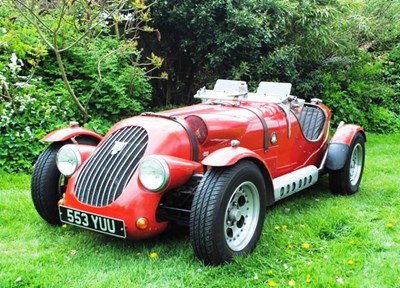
<box><xmin>31</xmin><ymin>142</ymin><xmax>68</xmax><ymax>225</ymax></box>
<box><xmin>329</xmin><ymin>133</ymin><xmax>365</xmax><ymax>195</ymax></box>
<box><xmin>190</xmin><ymin>160</ymin><xmax>266</xmax><ymax>265</ymax></box>
<box><xmin>31</xmin><ymin>138</ymin><xmax>98</xmax><ymax>225</ymax></box>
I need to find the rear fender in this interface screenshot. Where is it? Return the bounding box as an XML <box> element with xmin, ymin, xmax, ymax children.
<box><xmin>202</xmin><ymin>147</ymin><xmax>275</xmax><ymax>205</ymax></box>
<box><xmin>43</xmin><ymin>126</ymin><xmax>103</xmax><ymax>143</ymax></box>
<box><xmin>326</xmin><ymin>124</ymin><xmax>366</xmax><ymax>171</ymax></box>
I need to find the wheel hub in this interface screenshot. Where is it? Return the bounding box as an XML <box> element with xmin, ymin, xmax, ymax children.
<box><xmin>224</xmin><ymin>181</ymin><xmax>260</xmax><ymax>251</ymax></box>
<box><xmin>228</xmin><ymin>207</ymin><xmax>242</xmax><ymax>223</ymax></box>
<box><xmin>349</xmin><ymin>143</ymin><xmax>363</xmax><ymax>186</ymax></box>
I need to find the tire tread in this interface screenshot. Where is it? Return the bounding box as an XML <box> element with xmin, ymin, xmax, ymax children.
<box><xmin>31</xmin><ymin>143</ymin><xmax>63</xmax><ymax>225</ymax></box>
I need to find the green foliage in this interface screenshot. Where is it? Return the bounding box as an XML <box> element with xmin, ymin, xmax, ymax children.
<box><xmin>0</xmin><ymin>87</ymin><xmax>75</xmax><ymax>173</ymax></box>
<box><xmin>0</xmin><ymin>5</ymin><xmax>62</xmax><ymax>173</ymax></box>
<box><xmin>152</xmin><ymin>0</ymin><xmax>345</xmax><ymax>101</ymax></box>
<box><xmin>322</xmin><ymin>52</ymin><xmax>400</xmax><ymax>133</ymax></box>
<box><xmin>152</xmin><ymin>0</ymin><xmax>400</xmax><ymax>134</ymax></box>
<box><xmin>383</xmin><ymin>46</ymin><xmax>400</xmax><ymax>115</ymax></box>
<box><xmin>0</xmin><ymin>8</ymin><xmax>47</xmax><ymax>62</ymax></box>
<box><xmin>362</xmin><ymin>0</ymin><xmax>400</xmax><ymax>51</ymax></box>
<box><xmin>366</xmin><ymin>106</ymin><xmax>399</xmax><ymax>134</ymax></box>
<box><xmin>37</xmin><ymin>37</ymin><xmax>152</xmax><ymax>123</ymax></box>
<box><xmin>0</xmin><ymin>5</ymin><xmax>47</xmax><ymax>99</ymax></box>
<box><xmin>9</xmin><ymin>0</ymin><xmax>160</xmax><ymax>120</ymax></box>
<box><xmin>0</xmin><ymin>2</ymin><xmax>154</xmax><ymax>172</ymax></box>
<box><xmin>255</xmin><ymin>45</ymin><xmax>300</xmax><ymax>85</ymax></box>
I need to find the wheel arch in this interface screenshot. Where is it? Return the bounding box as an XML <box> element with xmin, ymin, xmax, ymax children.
<box><xmin>202</xmin><ymin>147</ymin><xmax>275</xmax><ymax>206</ymax></box>
<box><xmin>326</xmin><ymin>124</ymin><xmax>366</xmax><ymax>171</ymax></box>
<box><xmin>42</xmin><ymin>126</ymin><xmax>102</xmax><ymax>144</ymax></box>
<box><xmin>246</xmin><ymin>158</ymin><xmax>275</xmax><ymax>206</ymax></box>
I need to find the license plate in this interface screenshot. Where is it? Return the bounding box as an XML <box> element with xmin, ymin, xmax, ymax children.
<box><xmin>59</xmin><ymin>206</ymin><xmax>126</xmax><ymax>238</ymax></box>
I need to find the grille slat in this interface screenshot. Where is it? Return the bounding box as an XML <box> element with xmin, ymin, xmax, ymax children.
<box><xmin>87</xmin><ymin>128</ymin><xmax>129</xmax><ymax>205</ymax></box>
<box><xmin>92</xmin><ymin>127</ymin><xmax>142</xmax><ymax>206</ymax></box>
<box><xmin>75</xmin><ymin>126</ymin><xmax>148</xmax><ymax>206</ymax></box>
<box><xmin>101</xmin><ymin>129</ymin><xmax>147</xmax><ymax>205</ymax></box>
<box><xmin>85</xmin><ymin>127</ymin><xmax>131</xmax><ymax>205</ymax></box>
<box><xmin>76</xmin><ymin>128</ymin><xmax>126</xmax><ymax>202</ymax></box>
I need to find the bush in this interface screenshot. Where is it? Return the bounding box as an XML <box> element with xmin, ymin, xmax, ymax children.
<box><xmin>151</xmin><ymin>0</ymin><xmax>399</xmax><ymax>134</ymax></box>
<box><xmin>37</xmin><ymin>37</ymin><xmax>153</xmax><ymax>123</ymax></box>
<box><xmin>383</xmin><ymin>47</ymin><xmax>400</xmax><ymax>115</ymax></box>
<box><xmin>365</xmin><ymin>106</ymin><xmax>400</xmax><ymax>134</ymax></box>
<box><xmin>322</xmin><ymin>52</ymin><xmax>400</xmax><ymax>133</ymax></box>
<box><xmin>151</xmin><ymin>0</ymin><xmax>345</xmax><ymax>104</ymax></box>
<box><xmin>0</xmin><ymin>87</ymin><xmax>74</xmax><ymax>173</ymax></box>
<box><xmin>0</xmin><ymin>3</ymin><xmax>153</xmax><ymax>173</ymax></box>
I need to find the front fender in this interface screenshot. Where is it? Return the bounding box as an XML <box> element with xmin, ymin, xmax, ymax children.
<box><xmin>326</xmin><ymin>124</ymin><xmax>366</xmax><ymax>171</ymax></box>
<box><xmin>43</xmin><ymin>126</ymin><xmax>103</xmax><ymax>143</ymax></box>
<box><xmin>202</xmin><ymin>146</ymin><xmax>265</xmax><ymax>167</ymax></box>
<box><xmin>202</xmin><ymin>146</ymin><xmax>275</xmax><ymax>205</ymax></box>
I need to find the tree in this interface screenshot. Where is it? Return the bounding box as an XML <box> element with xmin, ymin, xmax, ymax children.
<box><xmin>10</xmin><ymin>0</ymin><xmax>162</xmax><ymax>122</ymax></box>
<box><xmin>151</xmin><ymin>0</ymin><xmax>346</xmax><ymax>104</ymax></box>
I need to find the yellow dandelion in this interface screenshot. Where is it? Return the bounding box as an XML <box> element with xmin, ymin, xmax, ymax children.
<box><xmin>274</xmin><ymin>225</ymin><xmax>281</xmax><ymax>231</ymax></box>
<box><xmin>347</xmin><ymin>259</ymin><xmax>355</xmax><ymax>265</ymax></box>
<box><xmin>306</xmin><ymin>274</ymin><xmax>312</xmax><ymax>283</ymax></box>
<box><xmin>387</xmin><ymin>223</ymin><xmax>394</xmax><ymax>228</ymax></box>
<box><xmin>267</xmin><ymin>269</ymin><xmax>273</xmax><ymax>275</ymax></box>
<box><xmin>300</xmin><ymin>224</ymin><xmax>306</xmax><ymax>229</ymax></box>
<box><xmin>302</xmin><ymin>243</ymin><xmax>310</xmax><ymax>249</ymax></box>
<box><xmin>150</xmin><ymin>252</ymin><xmax>158</xmax><ymax>259</ymax></box>
<box><xmin>268</xmin><ymin>280</ymin><xmax>277</xmax><ymax>287</ymax></box>
<box><xmin>62</xmin><ymin>224</ymin><xmax>67</xmax><ymax>228</ymax></box>
<box><xmin>349</xmin><ymin>239</ymin><xmax>356</xmax><ymax>245</ymax></box>
<box><xmin>288</xmin><ymin>279</ymin><xmax>296</xmax><ymax>286</ymax></box>
<box><xmin>288</xmin><ymin>244</ymin><xmax>293</xmax><ymax>249</ymax></box>
<box><xmin>282</xmin><ymin>225</ymin><xmax>288</xmax><ymax>230</ymax></box>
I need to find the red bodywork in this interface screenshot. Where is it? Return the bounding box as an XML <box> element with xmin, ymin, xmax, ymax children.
<box><xmin>55</xmin><ymin>97</ymin><xmax>337</xmax><ymax>239</ymax></box>
<box><xmin>330</xmin><ymin>123</ymin><xmax>365</xmax><ymax>145</ymax></box>
<box><xmin>43</xmin><ymin>126</ymin><xmax>103</xmax><ymax>143</ymax></box>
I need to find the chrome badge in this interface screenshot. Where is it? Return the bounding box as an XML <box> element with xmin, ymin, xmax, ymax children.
<box><xmin>271</xmin><ymin>132</ymin><xmax>278</xmax><ymax>145</ymax></box>
<box><xmin>110</xmin><ymin>141</ymin><xmax>128</xmax><ymax>155</ymax></box>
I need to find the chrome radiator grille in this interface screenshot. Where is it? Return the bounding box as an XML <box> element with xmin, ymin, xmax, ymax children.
<box><xmin>75</xmin><ymin>126</ymin><xmax>148</xmax><ymax>207</ymax></box>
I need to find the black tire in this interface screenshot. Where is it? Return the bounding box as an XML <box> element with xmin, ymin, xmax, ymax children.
<box><xmin>31</xmin><ymin>137</ymin><xmax>99</xmax><ymax>225</ymax></box>
<box><xmin>329</xmin><ymin>133</ymin><xmax>365</xmax><ymax>195</ymax></box>
<box><xmin>31</xmin><ymin>142</ymin><xmax>67</xmax><ymax>225</ymax></box>
<box><xmin>190</xmin><ymin>160</ymin><xmax>266</xmax><ymax>265</ymax></box>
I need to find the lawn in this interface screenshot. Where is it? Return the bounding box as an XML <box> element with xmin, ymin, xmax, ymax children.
<box><xmin>0</xmin><ymin>133</ymin><xmax>399</xmax><ymax>288</ymax></box>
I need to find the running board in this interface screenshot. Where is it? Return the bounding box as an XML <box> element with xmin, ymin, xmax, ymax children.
<box><xmin>273</xmin><ymin>165</ymin><xmax>319</xmax><ymax>201</ymax></box>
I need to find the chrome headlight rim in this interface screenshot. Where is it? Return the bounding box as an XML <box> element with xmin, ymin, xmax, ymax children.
<box><xmin>56</xmin><ymin>144</ymin><xmax>82</xmax><ymax>177</ymax></box>
<box><xmin>138</xmin><ymin>155</ymin><xmax>170</xmax><ymax>192</ymax></box>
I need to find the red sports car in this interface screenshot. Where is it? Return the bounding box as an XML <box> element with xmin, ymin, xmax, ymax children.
<box><xmin>31</xmin><ymin>79</ymin><xmax>366</xmax><ymax>265</ymax></box>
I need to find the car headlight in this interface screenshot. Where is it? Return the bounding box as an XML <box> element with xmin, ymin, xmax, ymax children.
<box><xmin>56</xmin><ymin>145</ymin><xmax>82</xmax><ymax>177</ymax></box>
<box><xmin>138</xmin><ymin>156</ymin><xmax>170</xmax><ymax>192</ymax></box>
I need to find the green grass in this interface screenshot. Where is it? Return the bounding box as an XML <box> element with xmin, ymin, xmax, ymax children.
<box><xmin>1</xmin><ymin>134</ymin><xmax>399</xmax><ymax>288</ymax></box>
